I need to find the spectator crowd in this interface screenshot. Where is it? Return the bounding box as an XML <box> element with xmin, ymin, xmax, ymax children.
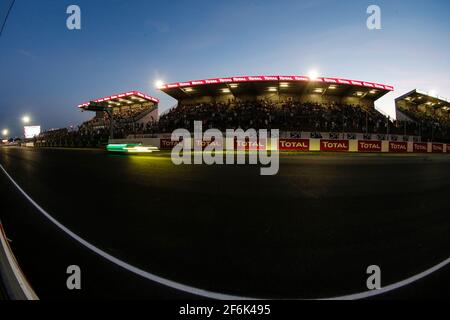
<box><xmin>158</xmin><ymin>101</ymin><xmax>389</xmax><ymax>134</ymax></box>
<box><xmin>35</xmin><ymin>100</ymin><xmax>450</xmax><ymax>147</ymax></box>
<box><xmin>393</xmin><ymin>108</ymin><xmax>450</xmax><ymax>142</ymax></box>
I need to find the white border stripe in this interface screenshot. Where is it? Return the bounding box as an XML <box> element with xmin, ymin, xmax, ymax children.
<box><xmin>1</xmin><ymin>163</ymin><xmax>448</xmax><ymax>300</ymax></box>
<box><xmin>0</xmin><ymin>164</ymin><xmax>250</xmax><ymax>300</ymax></box>
<box><xmin>0</xmin><ymin>224</ymin><xmax>39</xmax><ymax>300</ymax></box>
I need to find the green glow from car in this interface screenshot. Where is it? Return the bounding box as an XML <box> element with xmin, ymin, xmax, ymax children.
<box><xmin>107</xmin><ymin>143</ymin><xmax>159</xmax><ymax>153</ymax></box>
<box><xmin>107</xmin><ymin>143</ymin><xmax>140</xmax><ymax>152</ymax></box>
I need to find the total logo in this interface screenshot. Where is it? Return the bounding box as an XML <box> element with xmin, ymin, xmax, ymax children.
<box><xmin>194</xmin><ymin>140</ymin><xmax>223</xmax><ymax>148</ymax></box>
<box><xmin>235</xmin><ymin>140</ymin><xmax>266</xmax><ymax>150</ymax></box>
<box><xmin>358</xmin><ymin>141</ymin><xmax>382</xmax><ymax>152</ymax></box>
<box><xmin>413</xmin><ymin>143</ymin><xmax>428</xmax><ymax>152</ymax></box>
<box><xmin>280</xmin><ymin>139</ymin><xmax>309</xmax><ymax>151</ymax></box>
<box><xmin>390</xmin><ymin>143</ymin><xmax>407</xmax><ymax>151</ymax></box>
<box><xmin>321</xmin><ymin>140</ymin><xmax>349</xmax><ymax>151</ymax></box>
<box><xmin>323</xmin><ymin>142</ymin><xmax>347</xmax><ymax>148</ymax></box>
<box><xmin>282</xmin><ymin>141</ymin><xmax>308</xmax><ymax>148</ymax></box>
<box><xmin>432</xmin><ymin>144</ymin><xmax>444</xmax><ymax>152</ymax></box>
<box><xmin>389</xmin><ymin>142</ymin><xmax>408</xmax><ymax>153</ymax></box>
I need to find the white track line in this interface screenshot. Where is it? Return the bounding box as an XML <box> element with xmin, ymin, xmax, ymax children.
<box><xmin>0</xmin><ymin>223</ymin><xmax>39</xmax><ymax>300</ymax></box>
<box><xmin>1</xmin><ymin>163</ymin><xmax>448</xmax><ymax>300</ymax></box>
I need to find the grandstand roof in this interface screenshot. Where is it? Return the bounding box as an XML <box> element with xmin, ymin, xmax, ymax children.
<box><xmin>395</xmin><ymin>89</ymin><xmax>450</xmax><ymax>112</ymax></box>
<box><xmin>78</xmin><ymin>91</ymin><xmax>159</xmax><ymax>110</ymax></box>
<box><xmin>159</xmin><ymin>75</ymin><xmax>394</xmax><ymax>101</ymax></box>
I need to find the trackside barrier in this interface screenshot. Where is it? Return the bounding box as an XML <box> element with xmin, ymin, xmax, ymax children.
<box><xmin>111</xmin><ymin>138</ymin><xmax>450</xmax><ymax>154</ymax></box>
<box><xmin>0</xmin><ymin>222</ymin><xmax>39</xmax><ymax>300</ymax></box>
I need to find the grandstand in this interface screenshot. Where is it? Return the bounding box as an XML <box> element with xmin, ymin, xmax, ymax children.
<box><xmin>396</xmin><ymin>89</ymin><xmax>450</xmax><ymax>142</ymax></box>
<box><xmin>78</xmin><ymin>90</ymin><xmax>159</xmax><ymax>131</ymax></box>
<box><xmin>158</xmin><ymin>75</ymin><xmax>399</xmax><ymax>140</ymax></box>
<box><xmin>35</xmin><ymin>91</ymin><xmax>160</xmax><ymax>148</ymax></box>
<box><xmin>159</xmin><ymin>75</ymin><xmax>393</xmax><ymax>105</ymax></box>
<box><xmin>34</xmin><ymin>75</ymin><xmax>450</xmax><ymax>149</ymax></box>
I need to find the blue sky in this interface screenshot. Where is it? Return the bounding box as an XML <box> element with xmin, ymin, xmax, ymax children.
<box><xmin>0</xmin><ymin>0</ymin><xmax>449</xmax><ymax>136</ymax></box>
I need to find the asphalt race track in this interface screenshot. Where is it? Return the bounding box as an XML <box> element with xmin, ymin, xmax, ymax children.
<box><xmin>0</xmin><ymin>146</ymin><xmax>449</xmax><ymax>299</ymax></box>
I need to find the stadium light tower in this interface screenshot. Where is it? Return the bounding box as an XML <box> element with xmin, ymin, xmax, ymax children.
<box><xmin>2</xmin><ymin>129</ymin><xmax>8</xmax><ymax>137</ymax></box>
<box><xmin>155</xmin><ymin>80</ymin><xmax>165</xmax><ymax>89</ymax></box>
<box><xmin>308</xmin><ymin>70</ymin><xmax>320</xmax><ymax>80</ymax></box>
<box><xmin>22</xmin><ymin>115</ymin><xmax>31</xmax><ymax>124</ymax></box>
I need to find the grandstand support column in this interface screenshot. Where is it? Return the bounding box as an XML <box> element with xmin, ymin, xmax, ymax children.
<box><xmin>365</xmin><ymin>111</ymin><xmax>369</xmax><ymax>135</ymax></box>
<box><xmin>419</xmin><ymin>122</ymin><xmax>422</xmax><ymax>141</ymax></box>
<box><xmin>107</xmin><ymin>109</ymin><xmax>114</xmax><ymax>139</ymax></box>
<box><xmin>386</xmin><ymin>116</ymin><xmax>390</xmax><ymax>138</ymax></box>
<box><xmin>277</xmin><ymin>86</ymin><xmax>280</xmax><ymax>105</ymax></box>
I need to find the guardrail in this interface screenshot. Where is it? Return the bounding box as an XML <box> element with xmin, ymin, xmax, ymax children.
<box><xmin>0</xmin><ymin>221</ymin><xmax>39</xmax><ymax>300</ymax></box>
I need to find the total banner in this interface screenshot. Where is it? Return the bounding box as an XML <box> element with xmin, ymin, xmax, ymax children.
<box><xmin>320</xmin><ymin>140</ymin><xmax>349</xmax><ymax>152</ymax></box>
<box><xmin>160</xmin><ymin>138</ymin><xmax>266</xmax><ymax>150</ymax></box>
<box><xmin>413</xmin><ymin>143</ymin><xmax>428</xmax><ymax>153</ymax></box>
<box><xmin>160</xmin><ymin>139</ymin><xmax>180</xmax><ymax>150</ymax></box>
<box><xmin>358</xmin><ymin>140</ymin><xmax>382</xmax><ymax>152</ymax></box>
<box><xmin>432</xmin><ymin>143</ymin><xmax>444</xmax><ymax>153</ymax></box>
<box><xmin>279</xmin><ymin>139</ymin><xmax>310</xmax><ymax>151</ymax></box>
<box><xmin>235</xmin><ymin>138</ymin><xmax>267</xmax><ymax>151</ymax></box>
<box><xmin>389</xmin><ymin>141</ymin><xmax>408</xmax><ymax>153</ymax></box>
<box><xmin>194</xmin><ymin>139</ymin><xmax>224</xmax><ymax>150</ymax></box>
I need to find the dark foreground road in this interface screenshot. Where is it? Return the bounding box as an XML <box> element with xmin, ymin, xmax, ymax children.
<box><xmin>0</xmin><ymin>146</ymin><xmax>449</xmax><ymax>299</ymax></box>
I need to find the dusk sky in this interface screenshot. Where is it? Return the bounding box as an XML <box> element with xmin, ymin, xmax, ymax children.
<box><xmin>1</xmin><ymin>0</ymin><xmax>449</xmax><ymax>136</ymax></box>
